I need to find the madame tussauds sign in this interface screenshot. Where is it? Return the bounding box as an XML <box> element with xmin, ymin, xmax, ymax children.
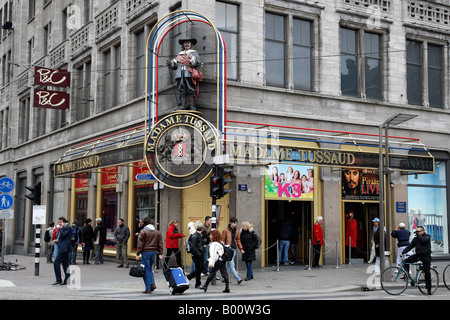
<box><xmin>144</xmin><ymin>111</ymin><xmax>220</xmax><ymax>189</ymax></box>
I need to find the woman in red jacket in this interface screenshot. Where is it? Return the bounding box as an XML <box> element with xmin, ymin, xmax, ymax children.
<box><xmin>164</xmin><ymin>220</ymin><xmax>185</xmax><ymax>268</ymax></box>
<box><xmin>312</xmin><ymin>216</ymin><xmax>324</xmax><ymax>268</ymax></box>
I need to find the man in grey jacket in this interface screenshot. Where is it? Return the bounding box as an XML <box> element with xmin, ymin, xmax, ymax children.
<box><xmin>114</xmin><ymin>218</ymin><xmax>130</xmax><ymax>268</ymax></box>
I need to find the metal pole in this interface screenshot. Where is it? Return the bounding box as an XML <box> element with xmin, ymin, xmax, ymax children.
<box><xmin>276</xmin><ymin>240</ymin><xmax>280</xmax><ymax>272</ymax></box>
<box><xmin>348</xmin><ymin>236</ymin><xmax>352</xmax><ymax>265</ymax></box>
<box><xmin>335</xmin><ymin>239</ymin><xmax>341</xmax><ymax>269</ymax></box>
<box><xmin>306</xmin><ymin>239</ymin><xmax>312</xmax><ymax>270</ymax></box>
<box><xmin>35</xmin><ymin>224</ymin><xmax>40</xmax><ymax>276</ymax></box>
<box><xmin>1</xmin><ymin>220</ymin><xmax>5</xmax><ymax>265</ymax></box>
<box><xmin>378</xmin><ymin>125</ymin><xmax>386</xmax><ymax>274</ymax></box>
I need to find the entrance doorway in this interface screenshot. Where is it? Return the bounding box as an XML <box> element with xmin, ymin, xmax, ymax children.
<box><xmin>343</xmin><ymin>202</ymin><xmax>379</xmax><ymax>262</ymax></box>
<box><xmin>267</xmin><ymin>200</ymin><xmax>313</xmax><ymax>264</ymax></box>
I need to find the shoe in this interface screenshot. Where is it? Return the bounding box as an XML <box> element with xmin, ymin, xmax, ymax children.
<box><xmin>198</xmin><ymin>285</ymin><xmax>208</xmax><ymax>292</ymax></box>
<box><xmin>237</xmin><ymin>279</ymin><xmax>243</xmax><ymax>284</ymax></box>
<box><xmin>223</xmin><ymin>288</ymin><xmax>230</xmax><ymax>293</ymax></box>
<box><xmin>117</xmin><ymin>265</ymin><xmax>123</xmax><ymax>268</ymax></box>
<box><xmin>142</xmin><ymin>290</ymin><xmax>151</xmax><ymax>294</ymax></box>
<box><xmin>244</xmin><ymin>277</ymin><xmax>252</xmax><ymax>281</ymax></box>
<box><xmin>428</xmin><ymin>290</ymin><xmax>432</xmax><ymax>295</ymax></box>
<box><xmin>52</xmin><ymin>281</ymin><xmax>62</xmax><ymax>285</ymax></box>
<box><xmin>150</xmin><ymin>284</ymin><xmax>156</xmax><ymax>292</ymax></box>
<box><xmin>60</xmin><ymin>282</ymin><xmax>67</xmax><ymax>286</ymax></box>
<box><xmin>284</xmin><ymin>262</ymin><xmax>289</xmax><ymax>266</ymax></box>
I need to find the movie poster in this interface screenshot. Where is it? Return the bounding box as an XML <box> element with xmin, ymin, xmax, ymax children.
<box><xmin>264</xmin><ymin>164</ymin><xmax>314</xmax><ymax>199</ymax></box>
<box><xmin>342</xmin><ymin>168</ymin><xmax>379</xmax><ymax>200</ymax></box>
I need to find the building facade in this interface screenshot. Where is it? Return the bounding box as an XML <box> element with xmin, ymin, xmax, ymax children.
<box><xmin>0</xmin><ymin>0</ymin><xmax>449</xmax><ymax>267</ymax></box>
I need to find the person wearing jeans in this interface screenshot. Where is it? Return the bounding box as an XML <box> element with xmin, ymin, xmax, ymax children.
<box><xmin>278</xmin><ymin>220</ymin><xmax>292</xmax><ymax>265</ymax></box>
<box><xmin>222</xmin><ymin>217</ymin><xmax>244</xmax><ymax>284</ymax></box>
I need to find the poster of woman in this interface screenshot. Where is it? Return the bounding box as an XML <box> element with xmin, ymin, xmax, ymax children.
<box><xmin>265</xmin><ymin>164</ymin><xmax>314</xmax><ymax>199</ymax></box>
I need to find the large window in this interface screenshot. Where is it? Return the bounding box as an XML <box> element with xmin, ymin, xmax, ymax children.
<box><xmin>216</xmin><ymin>1</ymin><xmax>238</xmax><ymax>80</ymax></box>
<box><xmin>340</xmin><ymin>27</ymin><xmax>382</xmax><ymax>100</ymax></box>
<box><xmin>293</xmin><ymin>18</ymin><xmax>312</xmax><ymax>90</ymax></box>
<box><xmin>265</xmin><ymin>13</ymin><xmax>285</xmax><ymax>87</ymax></box>
<box><xmin>408</xmin><ymin>161</ymin><xmax>448</xmax><ymax>253</ymax></box>
<box><xmin>102</xmin><ymin>44</ymin><xmax>121</xmax><ymax>110</ymax></box>
<box><xmin>406</xmin><ymin>40</ymin><xmax>443</xmax><ymax>108</ymax></box>
<box><xmin>133</xmin><ymin>186</ymin><xmax>155</xmax><ymax>249</ymax></box>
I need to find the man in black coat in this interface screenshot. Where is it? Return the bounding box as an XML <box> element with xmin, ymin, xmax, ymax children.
<box><xmin>186</xmin><ymin>224</ymin><xmax>204</xmax><ymax>288</ymax></box>
<box><xmin>94</xmin><ymin>218</ymin><xmax>107</xmax><ymax>264</ymax></box>
<box><xmin>402</xmin><ymin>226</ymin><xmax>433</xmax><ymax>295</ymax></box>
<box><xmin>53</xmin><ymin>217</ymin><xmax>72</xmax><ymax>285</ymax></box>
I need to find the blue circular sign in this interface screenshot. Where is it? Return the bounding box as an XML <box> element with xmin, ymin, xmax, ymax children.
<box><xmin>0</xmin><ymin>194</ymin><xmax>14</xmax><ymax>210</ymax></box>
<box><xmin>0</xmin><ymin>177</ymin><xmax>14</xmax><ymax>193</ymax></box>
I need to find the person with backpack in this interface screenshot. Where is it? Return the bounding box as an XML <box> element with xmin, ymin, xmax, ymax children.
<box><xmin>45</xmin><ymin>221</ymin><xmax>55</xmax><ymax>263</ymax></box>
<box><xmin>240</xmin><ymin>221</ymin><xmax>259</xmax><ymax>281</ymax></box>
<box><xmin>222</xmin><ymin>217</ymin><xmax>244</xmax><ymax>285</ymax></box>
<box><xmin>198</xmin><ymin>229</ymin><xmax>230</xmax><ymax>293</ymax></box>
<box><xmin>69</xmin><ymin>220</ymin><xmax>80</xmax><ymax>264</ymax></box>
<box><xmin>186</xmin><ymin>223</ymin><xmax>204</xmax><ymax>288</ymax></box>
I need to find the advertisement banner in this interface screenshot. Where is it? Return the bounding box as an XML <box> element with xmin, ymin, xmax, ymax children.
<box><xmin>34</xmin><ymin>89</ymin><xmax>70</xmax><ymax>110</ymax></box>
<box><xmin>265</xmin><ymin>164</ymin><xmax>314</xmax><ymax>199</ymax></box>
<box><xmin>34</xmin><ymin>66</ymin><xmax>71</xmax><ymax>87</ymax></box>
<box><xmin>342</xmin><ymin>168</ymin><xmax>379</xmax><ymax>200</ymax></box>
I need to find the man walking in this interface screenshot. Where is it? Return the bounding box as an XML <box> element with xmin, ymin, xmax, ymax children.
<box><xmin>115</xmin><ymin>218</ymin><xmax>130</xmax><ymax>268</ymax></box>
<box><xmin>52</xmin><ymin>217</ymin><xmax>71</xmax><ymax>285</ymax></box>
<box><xmin>402</xmin><ymin>226</ymin><xmax>433</xmax><ymax>295</ymax></box>
<box><xmin>222</xmin><ymin>217</ymin><xmax>243</xmax><ymax>284</ymax></box>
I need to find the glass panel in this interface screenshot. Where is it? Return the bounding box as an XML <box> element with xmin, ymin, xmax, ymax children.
<box><xmin>428</xmin><ymin>45</ymin><xmax>443</xmax><ymax>108</ymax></box>
<box><xmin>341</xmin><ymin>28</ymin><xmax>357</xmax><ymax>97</ymax></box>
<box><xmin>407</xmin><ymin>64</ymin><xmax>422</xmax><ymax>105</ymax></box>
<box><xmin>102</xmin><ymin>189</ymin><xmax>117</xmax><ymax>248</ymax></box>
<box><xmin>133</xmin><ymin>186</ymin><xmax>155</xmax><ymax>249</ymax></box>
<box><xmin>364</xmin><ymin>33</ymin><xmax>381</xmax><ymax>100</ymax></box>
<box><xmin>221</xmin><ymin>32</ymin><xmax>237</xmax><ymax>80</ymax></box>
<box><xmin>266</xmin><ymin>41</ymin><xmax>285</xmax><ymax>87</ymax></box>
<box><xmin>293</xmin><ymin>46</ymin><xmax>311</xmax><ymax>90</ymax></box>
<box><xmin>408</xmin><ymin>161</ymin><xmax>446</xmax><ymax>186</ymax></box>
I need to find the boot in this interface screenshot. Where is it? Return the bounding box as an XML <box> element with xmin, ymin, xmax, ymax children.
<box><xmin>223</xmin><ymin>277</ymin><xmax>230</xmax><ymax>293</ymax></box>
<box><xmin>198</xmin><ymin>277</ymin><xmax>211</xmax><ymax>292</ymax></box>
<box><xmin>188</xmin><ymin>95</ymin><xmax>196</xmax><ymax>111</ymax></box>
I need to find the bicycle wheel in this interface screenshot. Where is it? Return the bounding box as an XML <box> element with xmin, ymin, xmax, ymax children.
<box><xmin>380</xmin><ymin>266</ymin><xmax>408</xmax><ymax>295</ymax></box>
<box><xmin>444</xmin><ymin>265</ymin><xmax>450</xmax><ymax>291</ymax></box>
<box><xmin>417</xmin><ymin>268</ymin><xmax>439</xmax><ymax>294</ymax></box>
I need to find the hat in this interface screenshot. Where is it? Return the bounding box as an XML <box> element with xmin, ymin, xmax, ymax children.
<box><xmin>178</xmin><ymin>38</ymin><xmax>197</xmax><ymax>45</ymax></box>
<box><xmin>196</xmin><ymin>223</ymin><xmax>204</xmax><ymax>231</ymax></box>
<box><xmin>399</xmin><ymin>222</ymin><xmax>406</xmax><ymax>228</ymax></box>
<box><xmin>95</xmin><ymin>218</ymin><xmax>102</xmax><ymax>222</ymax></box>
<box><xmin>372</xmin><ymin>218</ymin><xmax>380</xmax><ymax>222</ymax></box>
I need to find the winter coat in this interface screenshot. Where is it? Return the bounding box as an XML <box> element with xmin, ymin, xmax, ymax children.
<box><xmin>312</xmin><ymin>222</ymin><xmax>324</xmax><ymax>246</ymax></box>
<box><xmin>114</xmin><ymin>224</ymin><xmax>130</xmax><ymax>244</ymax></box>
<box><xmin>57</xmin><ymin>224</ymin><xmax>73</xmax><ymax>254</ymax></box>
<box><xmin>391</xmin><ymin>229</ymin><xmax>411</xmax><ymax>248</ymax></box>
<box><xmin>81</xmin><ymin>225</ymin><xmax>95</xmax><ymax>250</ymax></box>
<box><xmin>222</xmin><ymin>225</ymin><xmax>243</xmax><ymax>251</ymax></box>
<box><xmin>402</xmin><ymin>233</ymin><xmax>431</xmax><ymax>257</ymax></box>
<box><xmin>189</xmin><ymin>231</ymin><xmax>204</xmax><ymax>258</ymax></box>
<box><xmin>165</xmin><ymin>223</ymin><xmax>184</xmax><ymax>249</ymax></box>
<box><xmin>240</xmin><ymin>229</ymin><xmax>258</xmax><ymax>262</ymax></box>
<box><xmin>94</xmin><ymin>222</ymin><xmax>107</xmax><ymax>246</ymax></box>
<box><xmin>136</xmin><ymin>224</ymin><xmax>163</xmax><ymax>256</ymax></box>
<box><xmin>208</xmin><ymin>241</ymin><xmax>225</xmax><ymax>268</ymax></box>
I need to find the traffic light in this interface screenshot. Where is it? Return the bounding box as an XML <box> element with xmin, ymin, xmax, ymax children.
<box><xmin>210</xmin><ymin>170</ymin><xmax>222</xmax><ymax>198</ymax></box>
<box><xmin>25</xmin><ymin>181</ymin><xmax>41</xmax><ymax>205</ymax></box>
<box><xmin>217</xmin><ymin>166</ymin><xmax>232</xmax><ymax>198</ymax></box>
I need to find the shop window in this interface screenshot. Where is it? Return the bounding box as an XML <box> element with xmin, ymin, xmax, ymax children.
<box><xmin>408</xmin><ymin>161</ymin><xmax>448</xmax><ymax>253</ymax></box>
<box><xmin>133</xmin><ymin>186</ymin><xmax>155</xmax><ymax>249</ymax></box>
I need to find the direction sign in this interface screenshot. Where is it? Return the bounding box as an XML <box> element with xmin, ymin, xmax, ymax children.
<box><xmin>0</xmin><ymin>177</ymin><xmax>14</xmax><ymax>193</ymax></box>
<box><xmin>135</xmin><ymin>174</ymin><xmax>156</xmax><ymax>181</ymax></box>
<box><xmin>0</xmin><ymin>194</ymin><xmax>14</xmax><ymax>210</ymax></box>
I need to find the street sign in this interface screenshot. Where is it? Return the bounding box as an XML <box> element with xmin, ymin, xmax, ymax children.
<box><xmin>0</xmin><ymin>177</ymin><xmax>14</xmax><ymax>193</ymax></box>
<box><xmin>0</xmin><ymin>194</ymin><xmax>13</xmax><ymax>210</ymax></box>
<box><xmin>135</xmin><ymin>173</ymin><xmax>155</xmax><ymax>181</ymax></box>
<box><xmin>0</xmin><ymin>210</ymin><xmax>13</xmax><ymax>219</ymax></box>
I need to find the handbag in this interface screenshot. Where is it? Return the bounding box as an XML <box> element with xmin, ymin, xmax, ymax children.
<box><xmin>129</xmin><ymin>261</ymin><xmax>145</xmax><ymax>278</ymax></box>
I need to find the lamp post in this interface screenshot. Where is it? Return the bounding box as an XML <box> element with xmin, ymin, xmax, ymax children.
<box><xmin>378</xmin><ymin>113</ymin><xmax>417</xmax><ymax>274</ymax></box>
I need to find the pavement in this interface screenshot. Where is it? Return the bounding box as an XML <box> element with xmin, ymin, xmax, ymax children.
<box><xmin>0</xmin><ymin>253</ymin><xmax>449</xmax><ymax>301</ymax></box>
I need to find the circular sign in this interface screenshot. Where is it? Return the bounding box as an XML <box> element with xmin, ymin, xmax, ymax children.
<box><xmin>0</xmin><ymin>194</ymin><xmax>14</xmax><ymax>210</ymax></box>
<box><xmin>0</xmin><ymin>177</ymin><xmax>14</xmax><ymax>193</ymax></box>
<box><xmin>145</xmin><ymin>111</ymin><xmax>220</xmax><ymax>189</ymax></box>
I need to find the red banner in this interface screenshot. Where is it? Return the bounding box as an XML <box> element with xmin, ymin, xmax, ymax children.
<box><xmin>34</xmin><ymin>66</ymin><xmax>70</xmax><ymax>88</ymax></box>
<box><xmin>34</xmin><ymin>89</ymin><xmax>70</xmax><ymax>109</ymax></box>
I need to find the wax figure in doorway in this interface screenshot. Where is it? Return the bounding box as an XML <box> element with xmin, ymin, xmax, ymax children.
<box><xmin>345</xmin><ymin>211</ymin><xmax>358</xmax><ymax>259</ymax></box>
<box><xmin>312</xmin><ymin>216</ymin><xmax>324</xmax><ymax>268</ymax></box>
<box><xmin>166</xmin><ymin>38</ymin><xmax>203</xmax><ymax>110</ymax></box>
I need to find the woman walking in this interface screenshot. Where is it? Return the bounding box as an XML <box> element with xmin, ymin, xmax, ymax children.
<box><xmin>81</xmin><ymin>218</ymin><xmax>94</xmax><ymax>264</ymax></box>
<box><xmin>199</xmin><ymin>229</ymin><xmax>230</xmax><ymax>293</ymax></box>
<box><xmin>240</xmin><ymin>221</ymin><xmax>259</xmax><ymax>281</ymax></box>
<box><xmin>164</xmin><ymin>220</ymin><xmax>185</xmax><ymax>268</ymax></box>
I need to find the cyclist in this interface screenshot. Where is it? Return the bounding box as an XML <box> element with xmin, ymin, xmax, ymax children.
<box><xmin>401</xmin><ymin>226</ymin><xmax>432</xmax><ymax>295</ymax></box>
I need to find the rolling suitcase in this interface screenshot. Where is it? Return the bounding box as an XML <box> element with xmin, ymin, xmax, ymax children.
<box><xmin>162</xmin><ymin>262</ymin><xmax>190</xmax><ymax>295</ymax></box>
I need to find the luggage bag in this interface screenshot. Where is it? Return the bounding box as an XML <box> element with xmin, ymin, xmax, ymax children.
<box><xmin>163</xmin><ymin>264</ymin><xmax>190</xmax><ymax>295</ymax></box>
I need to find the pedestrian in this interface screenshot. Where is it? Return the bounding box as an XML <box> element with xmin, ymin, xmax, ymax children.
<box><xmin>278</xmin><ymin>219</ymin><xmax>292</xmax><ymax>265</ymax></box>
<box><xmin>135</xmin><ymin>219</ymin><xmax>144</xmax><ymax>237</ymax></box>
<box><xmin>81</xmin><ymin>218</ymin><xmax>94</xmax><ymax>264</ymax></box>
<box><xmin>401</xmin><ymin>226</ymin><xmax>433</xmax><ymax>295</ymax></box>
<box><xmin>201</xmin><ymin>216</ymin><xmax>212</xmax><ymax>275</ymax></box>
<box><xmin>312</xmin><ymin>216</ymin><xmax>324</xmax><ymax>268</ymax></box>
<box><xmin>198</xmin><ymin>229</ymin><xmax>230</xmax><ymax>293</ymax></box>
<box><xmin>136</xmin><ymin>217</ymin><xmax>163</xmax><ymax>294</ymax></box>
<box><xmin>186</xmin><ymin>223</ymin><xmax>204</xmax><ymax>288</ymax></box>
<box><xmin>45</xmin><ymin>221</ymin><xmax>55</xmax><ymax>263</ymax></box>
<box><xmin>373</xmin><ymin>225</ymin><xmax>387</xmax><ymax>276</ymax></box>
<box><xmin>52</xmin><ymin>217</ymin><xmax>72</xmax><ymax>285</ymax></box>
<box><xmin>222</xmin><ymin>217</ymin><xmax>243</xmax><ymax>284</ymax></box>
<box><xmin>69</xmin><ymin>220</ymin><xmax>80</xmax><ymax>265</ymax></box>
<box><xmin>391</xmin><ymin>222</ymin><xmax>411</xmax><ymax>267</ymax></box>
<box><xmin>93</xmin><ymin>218</ymin><xmax>107</xmax><ymax>264</ymax></box>
<box><xmin>240</xmin><ymin>221</ymin><xmax>258</xmax><ymax>281</ymax></box>
<box><xmin>164</xmin><ymin>219</ymin><xmax>185</xmax><ymax>268</ymax></box>
<box><xmin>52</xmin><ymin>223</ymin><xmax>60</xmax><ymax>259</ymax></box>
<box><xmin>186</xmin><ymin>221</ymin><xmax>197</xmax><ymax>274</ymax></box>
<box><xmin>115</xmin><ymin>218</ymin><xmax>130</xmax><ymax>268</ymax></box>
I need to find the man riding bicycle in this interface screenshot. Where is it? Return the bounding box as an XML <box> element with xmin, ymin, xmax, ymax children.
<box><xmin>401</xmin><ymin>226</ymin><xmax>432</xmax><ymax>295</ymax></box>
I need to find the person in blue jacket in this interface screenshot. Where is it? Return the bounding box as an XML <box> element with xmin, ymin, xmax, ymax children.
<box><xmin>391</xmin><ymin>222</ymin><xmax>411</xmax><ymax>267</ymax></box>
<box><xmin>52</xmin><ymin>217</ymin><xmax>72</xmax><ymax>285</ymax></box>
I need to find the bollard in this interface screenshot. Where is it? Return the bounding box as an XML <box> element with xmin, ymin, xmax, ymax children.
<box><xmin>183</xmin><ymin>242</ymin><xmax>186</xmax><ymax>272</ymax></box>
<box><xmin>275</xmin><ymin>240</ymin><xmax>280</xmax><ymax>272</ymax></box>
<box><xmin>348</xmin><ymin>237</ymin><xmax>352</xmax><ymax>265</ymax></box>
<box><xmin>335</xmin><ymin>239</ymin><xmax>341</xmax><ymax>269</ymax></box>
<box><xmin>306</xmin><ymin>239</ymin><xmax>312</xmax><ymax>270</ymax></box>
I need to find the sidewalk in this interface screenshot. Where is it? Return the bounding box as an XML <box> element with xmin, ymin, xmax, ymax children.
<box><xmin>1</xmin><ymin>254</ymin><xmax>448</xmax><ymax>299</ymax></box>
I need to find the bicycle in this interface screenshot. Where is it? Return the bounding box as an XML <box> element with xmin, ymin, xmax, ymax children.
<box><xmin>443</xmin><ymin>264</ymin><xmax>450</xmax><ymax>291</ymax></box>
<box><xmin>380</xmin><ymin>257</ymin><xmax>439</xmax><ymax>295</ymax></box>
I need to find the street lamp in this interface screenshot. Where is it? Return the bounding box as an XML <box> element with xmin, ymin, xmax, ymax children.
<box><xmin>378</xmin><ymin>113</ymin><xmax>417</xmax><ymax>274</ymax></box>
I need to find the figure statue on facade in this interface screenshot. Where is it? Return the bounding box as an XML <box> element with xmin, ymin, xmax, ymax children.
<box><xmin>166</xmin><ymin>38</ymin><xmax>203</xmax><ymax>111</ymax></box>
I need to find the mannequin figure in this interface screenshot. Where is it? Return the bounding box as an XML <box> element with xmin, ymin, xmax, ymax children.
<box><xmin>416</xmin><ymin>208</ymin><xmax>426</xmax><ymax>232</ymax></box>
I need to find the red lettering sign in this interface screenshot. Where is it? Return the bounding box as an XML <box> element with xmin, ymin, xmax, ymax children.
<box><xmin>34</xmin><ymin>89</ymin><xmax>70</xmax><ymax>109</ymax></box>
<box><xmin>34</xmin><ymin>66</ymin><xmax>71</xmax><ymax>88</ymax></box>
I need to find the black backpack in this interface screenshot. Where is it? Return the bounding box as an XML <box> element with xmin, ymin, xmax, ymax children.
<box><xmin>44</xmin><ymin>229</ymin><xmax>51</xmax><ymax>243</ymax></box>
<box><xmin>222</xmin><ymin>244</ymin><xmax>234</xmax><ymax>261</ymax></box>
